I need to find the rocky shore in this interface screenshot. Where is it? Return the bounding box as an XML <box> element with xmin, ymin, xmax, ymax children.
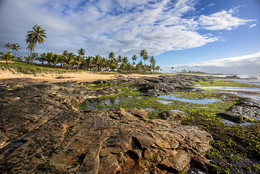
<box><xmin>0</xmin><ymin>75</ymin><xmax>259</xmax><ymax>173</ymax></box>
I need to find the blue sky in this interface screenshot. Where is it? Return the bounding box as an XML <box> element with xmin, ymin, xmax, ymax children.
<box><xmin>0</xmin><ymin>0</ymin><xmax>260</xmax><ymax>74</ymax></box>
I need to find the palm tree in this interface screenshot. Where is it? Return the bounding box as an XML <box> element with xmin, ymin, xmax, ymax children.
<box><xmin>132</xmin><ymin>55</ymin><xmax>137</xmax><ymax>65</ymax></box>
<box><xmin>123</xmin><ymin>57</ymin><xmax>128</xmax><ymax>64</ymax></box>
<box><xmin>63</xmin><ymin>50</ymin><xmax>69</xmax><ymax>57</ymax></box>
<box><xmin>4</xmin><ymin>42</ymin><xmax>12</xmax><ymax>52</ymax></box>
<box><xmin>31</xmin><ymin>53</ymin><xmax>38</xmax><ymax>64</ymax></box>
<box><xmin>26</xmin><ymin>42</ymin><xmax>36</xmax><ymax>60</ymax></box>
<box><xmin>51</xmin><ymin>53</ymin><xmax>60</xmax><ymax>68</ymax></box>
<box><xmin>85</xmin><ymin>56</ymin><xmax>94</xmax><ymax>71</ymax></box>
<box><xmin>16</xmin><ymin>56</ymin><xmax>23</xmax><ymax>62</ymax></box>
<box><xmin>46</xmin><ymin>52</ymin><xmax>53</xmax><ymax>66</ymax></box>
<box><xmin>92</xmin><ymin>55</ymin><xmax>103</xmax><ymax>71</ymax></box>
<box><xmin>11</xmin><ymin>43</ymin><xmax>20</xmax><ymax>58</ymax></box>
<box><xmin>108</xmin><ymin>52</ymin><xmax>115</xmax><ymax>70</ymax></box>
<box><xmin>26</xmin><ymin>25</ymin><xmax>47</xmax><ymax>57</ymax></box>
<box><xmin>126</xmin><ymin>63</ymin><xmax>133</xmax><ymax>72</ymax></box>
<box><xmin>101</xmin><ymin>57</ymin><xmax>109</xmax><ymax>71</ymax></box>
<box><xmin>64</xmin><ymin>52</ymin><xmax>75</xmax><ymax>69</ymax></box>
<box><xmin>1</xmin><ymin>52</ymin><xmax>14</xmax><ymax>65</ymax></box>
<box><xmin>78</xmin><ymin>48</ymin><xmax>85</xmax><ymax>57</ymax></box>
<box><xmin>140</xmin><ymin>49</ymin><xmax>148</xmax><ymax>72</ymax></box>
<box><xmin>149</xmin><ymin>56</ymin><xmax>156</xmax><ymax>72</ymax></box>
<box><xmin>61</xmin><ymin>50</ymin><xmax>69</xmax><ymax>68</ymax></box>
<box><xmin>110</xmin><ymin>58</ymin><xmax>118</xmax><ymax>71</ymax></box>
<box><xmin>117</xmin><ymin>55</ymin><xmax>122</xmax><ymax>64</ymax></box>
<box><xmin>136</xmin><ymin>61</ymin><xmax>143</xmax><ymax>72</ymax></box>
<box><xmin>74</xmin><ymin>55</ymin><xmax>84</xmax><ymax>69</ymax></box>
<box><xmin>39</xmin><ymin>53</ymin><xmax>47</xmax><ymax>65</ymax></box>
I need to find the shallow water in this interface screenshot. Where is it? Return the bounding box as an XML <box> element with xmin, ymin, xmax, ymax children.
<box><xmin>84</xmin><ymin>97</ymin><xmax>120</xmax><ymax>110</ymax></box>
<box><xmin>198</xmin><ymin>86</ymin><xmax>260</xmax><ymax>102</ymax></box>
<box><xmin>158</xmin><ymin>94</ymin><xmax>220</xmax><ymax>104</ymax></box>
<box><xmin>221</xmin><ymin>118</ymin><xmax>257</xmax><ymax>126</ymax></box>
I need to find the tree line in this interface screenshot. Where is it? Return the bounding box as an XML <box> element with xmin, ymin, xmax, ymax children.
<box><xmin>1</xmin><ymin>25</ymin><xmax>160</xmax><ymax>72</ymax></box>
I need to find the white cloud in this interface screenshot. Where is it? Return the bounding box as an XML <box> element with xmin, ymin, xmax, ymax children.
<box><xmin>0</xmin><ymin>0</ymin><xmax>254</xmax><ymax>57</ymax></box>
<box><xmin>250</xmin><ymin>24</ymin><xmax>257</xmax><ymax>28</ymax></box>
<box><xmin>165</xmin><ymin>52</ymin><xmax>260</xmax><ymax>75</ymax></box>
<box><xmin>199</xmin><ymin>9</ymin><xmax>252</xmax><ymax>30</ymax></box>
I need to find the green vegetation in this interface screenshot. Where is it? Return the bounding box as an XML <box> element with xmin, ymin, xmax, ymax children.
<box><xmin>0</xmin><ymin>61</ymin><xmax>70</xmax><ymax>74</ymax></box>
<box><xmin>1</xmin><ymin>25</ymin><xmax>161</xmax><ymax>74</ymax></box>
<box><xmin>196</xmin><ymin>80</ymin><xmax>260</xmax><ymax>88</ymax></box>
<box><xmin>26</xmin><ymin>25</ymin><xmax>47</xmax><ymax>58</ymax></box>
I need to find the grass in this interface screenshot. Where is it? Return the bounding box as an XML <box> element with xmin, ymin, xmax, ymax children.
<box><xmin>0</xmin><ymin>61</ymin><xmax>73</xmax><ymax>74</ymax></box>
<box><xmin>196</xmin><ymin>80</ymin><xmax>260</xmax><ymax>88</ymax></box>
<box><xmin>0</xmin><ymin>61</ymin><xmax>163</xmax><ymax>75</ymax></box>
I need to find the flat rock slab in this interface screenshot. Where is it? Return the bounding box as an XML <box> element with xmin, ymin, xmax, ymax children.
<box><xmin>0</xmin><ymin>79</ymin><xmax>213</xmax><ymax>173</ymax></box>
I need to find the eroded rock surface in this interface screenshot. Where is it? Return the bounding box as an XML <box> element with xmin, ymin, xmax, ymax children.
<box><xmin>0</xmin><ymin>77</ymin><xmax>213</xmax><ymax>173</ymax></box>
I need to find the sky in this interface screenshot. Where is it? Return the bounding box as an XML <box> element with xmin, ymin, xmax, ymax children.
<box><xmin>0</xmin><ymin>0</ymin><xmax>260</xmax><ymax>74</ymax></box>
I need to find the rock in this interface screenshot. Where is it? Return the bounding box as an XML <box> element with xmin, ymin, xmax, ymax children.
<box><xmin>220</xmin><ymin>98</ymin><xmax>260</xmax><ymax>122</ymax></box>
<box><xmin>160</xmin><ymin>150</ymin><xmax>191</xmax><ymax>172</ymax></box>
<box><xmin>0</xmin><ymin>79</ymin><xmax>213</xmax><ymax>173</ymax></box>
<box><xmin>190</xmin><ymin>156</ymin><xmax>209</xmax><ymax>172</ymax></box>
<box><xmin>0</xmin><ymin>132</ymin><xmax>9</xmax><ymax>149</ymax></box>
<box><xmin>128</xmin><ymin>109</ymin><xmax>149</xmax><ymax>120</ymax></box>
<box><xmin>159</xmin><ymin>110</ymin><xmax>186</xmax><ymax>120</ymax></box>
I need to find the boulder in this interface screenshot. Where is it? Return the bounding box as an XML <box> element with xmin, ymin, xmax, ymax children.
<box><xmin>220</xmin><ymin>98</ymin><xmax>260</xmax><ymax>122</ymax></box>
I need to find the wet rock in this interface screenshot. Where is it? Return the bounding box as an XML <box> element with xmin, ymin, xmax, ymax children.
<box><xmin>159</xmin><ymin>110</ymin><xmax>186</xmax><ymax>120</ymax></box>
<box><xmin>220</xmin><ymin>98</ymin><xmax>260</xmax><ymax>122</ymax></box>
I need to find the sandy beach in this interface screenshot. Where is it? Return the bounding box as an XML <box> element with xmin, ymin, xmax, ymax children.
<box><xmin>0</xmin><ymin>70</ymin><xmax>159</xmax><ymax>82</ymax></box>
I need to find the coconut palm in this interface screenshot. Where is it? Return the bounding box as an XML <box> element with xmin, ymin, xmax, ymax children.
<box><xmin>31</xmin><ymin>53</ymin><xmax>38</xmax><ymax>64</ymax></box>
<box><xmin>108</xmin><ymin>52</ymin><xmax>115</xmax><ymax>70</ymax></box>
<box><xmin>26</xmin><ymin>42</ymin><xmax>36</xmax><ymax>61</ymax></box>
<box><xmin>64</xmin><ymin>52</ymin><xmax>75</xmax><ymax>69</ymax></box>
<box><xmin>136</xmin><ymin>61</ymin><xmax>143</xmax><ymax>72</ymax></box>
<box><xmin>39</xmin><ymin>53</ymin><xmax>47</xmax><ymax>65</ymax></box>
<box><xmin>123</xmin><ymin>57</ymin><xmax>128</xmax><ymax>64</ymax></box>
<box><xmin>51</xmin><ymin>53</ymin><xmax>60</xmax><ymax>68</ymax></box>
<box><xmin>101</xmin><ymin>57</ymin><xmax>109</xmax><ymax>71</ymax></box>
<box><xmin>1</xmin><ymin>52</ymin><xmax>14</xmax><ymax>65</ymax></box>
<box><xmin>26</xmin><ymin>25</ymin><xmax>47</xmax><ymax>57</ymax></box>
<box><xmin>74</xmin><ymin>55</ymin><xmax>84</xmax><ymax>69</ymax></box>
<box><xmin>85</xmin><ymin>56</ymin><xmax>94</xmax><ymax>70</ymax></box>
<box><xmin>110</xmin><ymin>58</ymin><xmax>118</xmax><ymax>71</ymax></box>
<box><xmin>149</xmin><ymin>56</ymin><xmax>156</xmax><ymax>72</ymax></box>
<box><xmin>4</xmin><ymin>42</ymin><xmax>12</xmax><ymax>52</ymax></box>
<box><xmin>125</xmin><ymin>63</ymin><xmax>133</xmax><ymax>72</ymax></box>
<box><xmin>140</xmin><ymin>49</ymin><xmax>148</xmax><ymax>71</ymax></box>
<box><xmin>78</xmin><ymin>48</ymin><xmax>85</xmax><ymax>57</ymax></box>
<box><xmin>11</xmin><ymin>43</ymin><xmax>20</xmax><ymax>58</ymax></box>
<box><xmin>92</xmin><ymin>55</ymin><xmax>103</xmax><ymax>71</ymax></box>
<box><xmin>117</xmin><ymin>55</ymin><xmax>122</xmax><ymax>64</ymax></box>
<box><xmin>132</xmin><ymin>55</ymin><xmax>137</xmax><ymax>65</ymax></box>
<box><xmin>63</xmin><ymin>50</ymin><xmax>69</xmax><ymax>57</ymax></box>
<box><xmin>16</xmin><ymin>56</ymin><xmax>23</xmax><ymax>62</ymax></box>
<box><xmin>46</xmin><ymin>52</ymin><xmax>53</xmax><ymax>66</ymax></box>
